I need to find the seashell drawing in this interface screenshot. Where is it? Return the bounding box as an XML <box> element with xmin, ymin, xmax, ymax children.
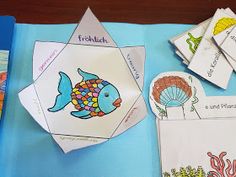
<box><xmin>213</xmin><ymin>18</ymin><xmax>236</xmax><ymax>35</ymax></box>
<box><xmin>150</xmin><ymin>73</ymin><xmax>201</xmax><ymax>120</ymax></box>
<box><xmin>152</xmin><ymin>76</ymin><xmax>192</xmax><ymax>107</ymax></box>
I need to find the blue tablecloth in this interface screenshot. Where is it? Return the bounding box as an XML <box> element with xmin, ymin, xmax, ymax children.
<box><xmin>0</xmin><ymin>22</ymin><xmax>236</xmax><ymax>177</ymax></box>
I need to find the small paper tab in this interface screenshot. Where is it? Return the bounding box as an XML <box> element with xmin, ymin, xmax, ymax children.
<box><xmin>18</xmin><ymin>84</ymin><xmax>49</xmax><ymax>132</ymax></box>
<box><xmin>166</xmin><ymin>107</ymin><xmax>185</xmax><ymax>120</ymax></box>
<box><xmin>69</xmin><ymin>8</ymin><xmax>117</xmax><ymax>47</ymax></box>
<box><xmin>221</xmin><ymin>26</ymin><xmax>236</xmax><ymax>61</ymax></box>
<box><xmin>33</xmin><ymin>41</ymin><xmax>66</xmax><ymax>80</ymax></box>
<box><xmin>52</xmin><ymin>134</ymin><xmax>107</xmax><ymax>153</ymax></box>
<box><xmin>120</xmin><ymin>46</ymin><xmax>145</xmax><ymax>90</ymax></box>
<box><xmin>213</xmin><ymin>26</ymin><xmax>236</xmax><ymax>72</ymax></box>
<box><xmin>112</xmin><ymin>95</ymin><xmax>147</xmax><ymax>137</ymax></box>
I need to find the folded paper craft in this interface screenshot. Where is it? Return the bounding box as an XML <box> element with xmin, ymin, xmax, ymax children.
<box><xmin>18</xmin><ymin>8</ymin><xmax>147</xmax><ymax>153</ymax></box>
<box><xmin>149</xmin><ymin>71</ymin><xmax>236</xmax><ymax>176</ymax></box>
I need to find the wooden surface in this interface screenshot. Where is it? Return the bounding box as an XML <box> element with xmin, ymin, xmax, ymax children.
<box><xmin>0</xmin><ymin>0</ymin><xmax>236</xmax><ymax>24</ymax></box>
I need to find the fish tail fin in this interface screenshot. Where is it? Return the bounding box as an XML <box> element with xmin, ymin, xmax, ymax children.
<box><xmin>48</xmin><ymin>72</ymin><xmax>72</xmax><ymax>112</ymax></box>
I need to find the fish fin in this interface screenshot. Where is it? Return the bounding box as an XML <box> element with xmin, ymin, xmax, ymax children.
<box><xmin>48</xmin><ymin>72</ymin><xmax>72</xmax><ymax>112</ymax></box>
<box><xmin>78</xmin><ymin>68</ymin><xmax>99</xmax><ymax>81</ymax></box>
<box><xmin>80</xmin><ymin>114</ymin><xmax>92</xmax><ymax>119</ymax></box>
<box><xmin>71</xmin><ymin>110</ymin><xmax>91</xmax><ymax>119</ymax></box>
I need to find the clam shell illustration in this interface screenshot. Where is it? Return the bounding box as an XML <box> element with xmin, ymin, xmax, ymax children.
<box><xmin>213</xmin><ymin>17</ymin><xmax>236</xmax><ymax>35</ymax></box>
<box><xmin>152</xmin><ymin>76</ymin><xmax>192</xmax><ymax>119</ymax></box>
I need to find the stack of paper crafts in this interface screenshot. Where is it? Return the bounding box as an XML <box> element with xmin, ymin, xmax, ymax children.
<box><xmin>170</xmin><ymin>8</ymin><xmax>236</xmax><ymax>89</ymax></box>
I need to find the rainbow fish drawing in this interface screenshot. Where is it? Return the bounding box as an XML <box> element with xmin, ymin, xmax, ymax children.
<box><xmin>48</xmin><ymin>68</ymin><xmax>122</xmax><ymax>119</ymax></box>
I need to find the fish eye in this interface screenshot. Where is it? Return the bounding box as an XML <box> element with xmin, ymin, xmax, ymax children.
<box><xmin>104</xmin><ymin>92</ymin><xmax>109</xmax><ymax>97</ymax></box>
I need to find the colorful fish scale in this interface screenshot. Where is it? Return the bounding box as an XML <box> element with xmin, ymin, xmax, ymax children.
<box><xmin>70</xmin><ymin>79</ymin><xmax>108</xmax><ymax>117</ymax></box>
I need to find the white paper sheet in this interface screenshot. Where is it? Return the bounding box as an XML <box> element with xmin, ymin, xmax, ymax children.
<box><xmin>159</xmin><ymin>119</ymin><xmax>236</xmax><ymax>175</ymax></box>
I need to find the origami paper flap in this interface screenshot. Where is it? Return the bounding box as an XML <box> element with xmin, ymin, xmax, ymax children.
<box><xmin>213</xmin><ymin>20</ymin><xmax>236</xmax><ymax>72</ymax></box>
<box><xmin>213</xmin><ymin>25</ymin><xmax>234</xmax><ymax>47</ymax></box>
<box><xmin>33</xmin><ymin>41</ymin><xmax>66</xmax><ymax>81</ymax></box>
<box><xmin>149</xmin><ymin>72</ymin><xmax>236</xmax><ymax>120</ymax></box>
<box><xmin>69</xmin><ymin>8</ymin><xmax>117</xmax><ymax>47</ymax></box>
<box><xmin>220</xmin><ymin>26</ymin><xmax>236</xmax><ymax>62</ymax></box>
<box><xmin>112</xmin><ymin>95</ymin><xmax>147</xmax><ymax>137</ymax></box>
<box><xmin>120</xmin><ymin>46</ymin><xmax>145</xmax><ymax>90</ymax></box>
<box><xmin>52</xmin><ymin>134</ymin><xmax>108</xmax><ymax>153</ymax></box>
<box><xmin>225</xmin><ymin>7</ymin><xmax>236</xmax><ymax>16</ymax></box>
<box><xmin>18</xmin><ymin>84</ymin><xmax>49</xmax><ymax>132</ymax></box>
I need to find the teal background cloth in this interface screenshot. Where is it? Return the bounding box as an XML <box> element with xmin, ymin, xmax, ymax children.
<box><xmin>0</xmin><ymin>22</ymin><xmax>236</xmax><ymax>177</ymax></box>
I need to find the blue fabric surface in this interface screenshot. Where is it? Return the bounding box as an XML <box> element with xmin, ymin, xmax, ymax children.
<box><xmin>0</xmin><ymin>22</ymin><xmax>236</xmax><ymax>177</ymax></box>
